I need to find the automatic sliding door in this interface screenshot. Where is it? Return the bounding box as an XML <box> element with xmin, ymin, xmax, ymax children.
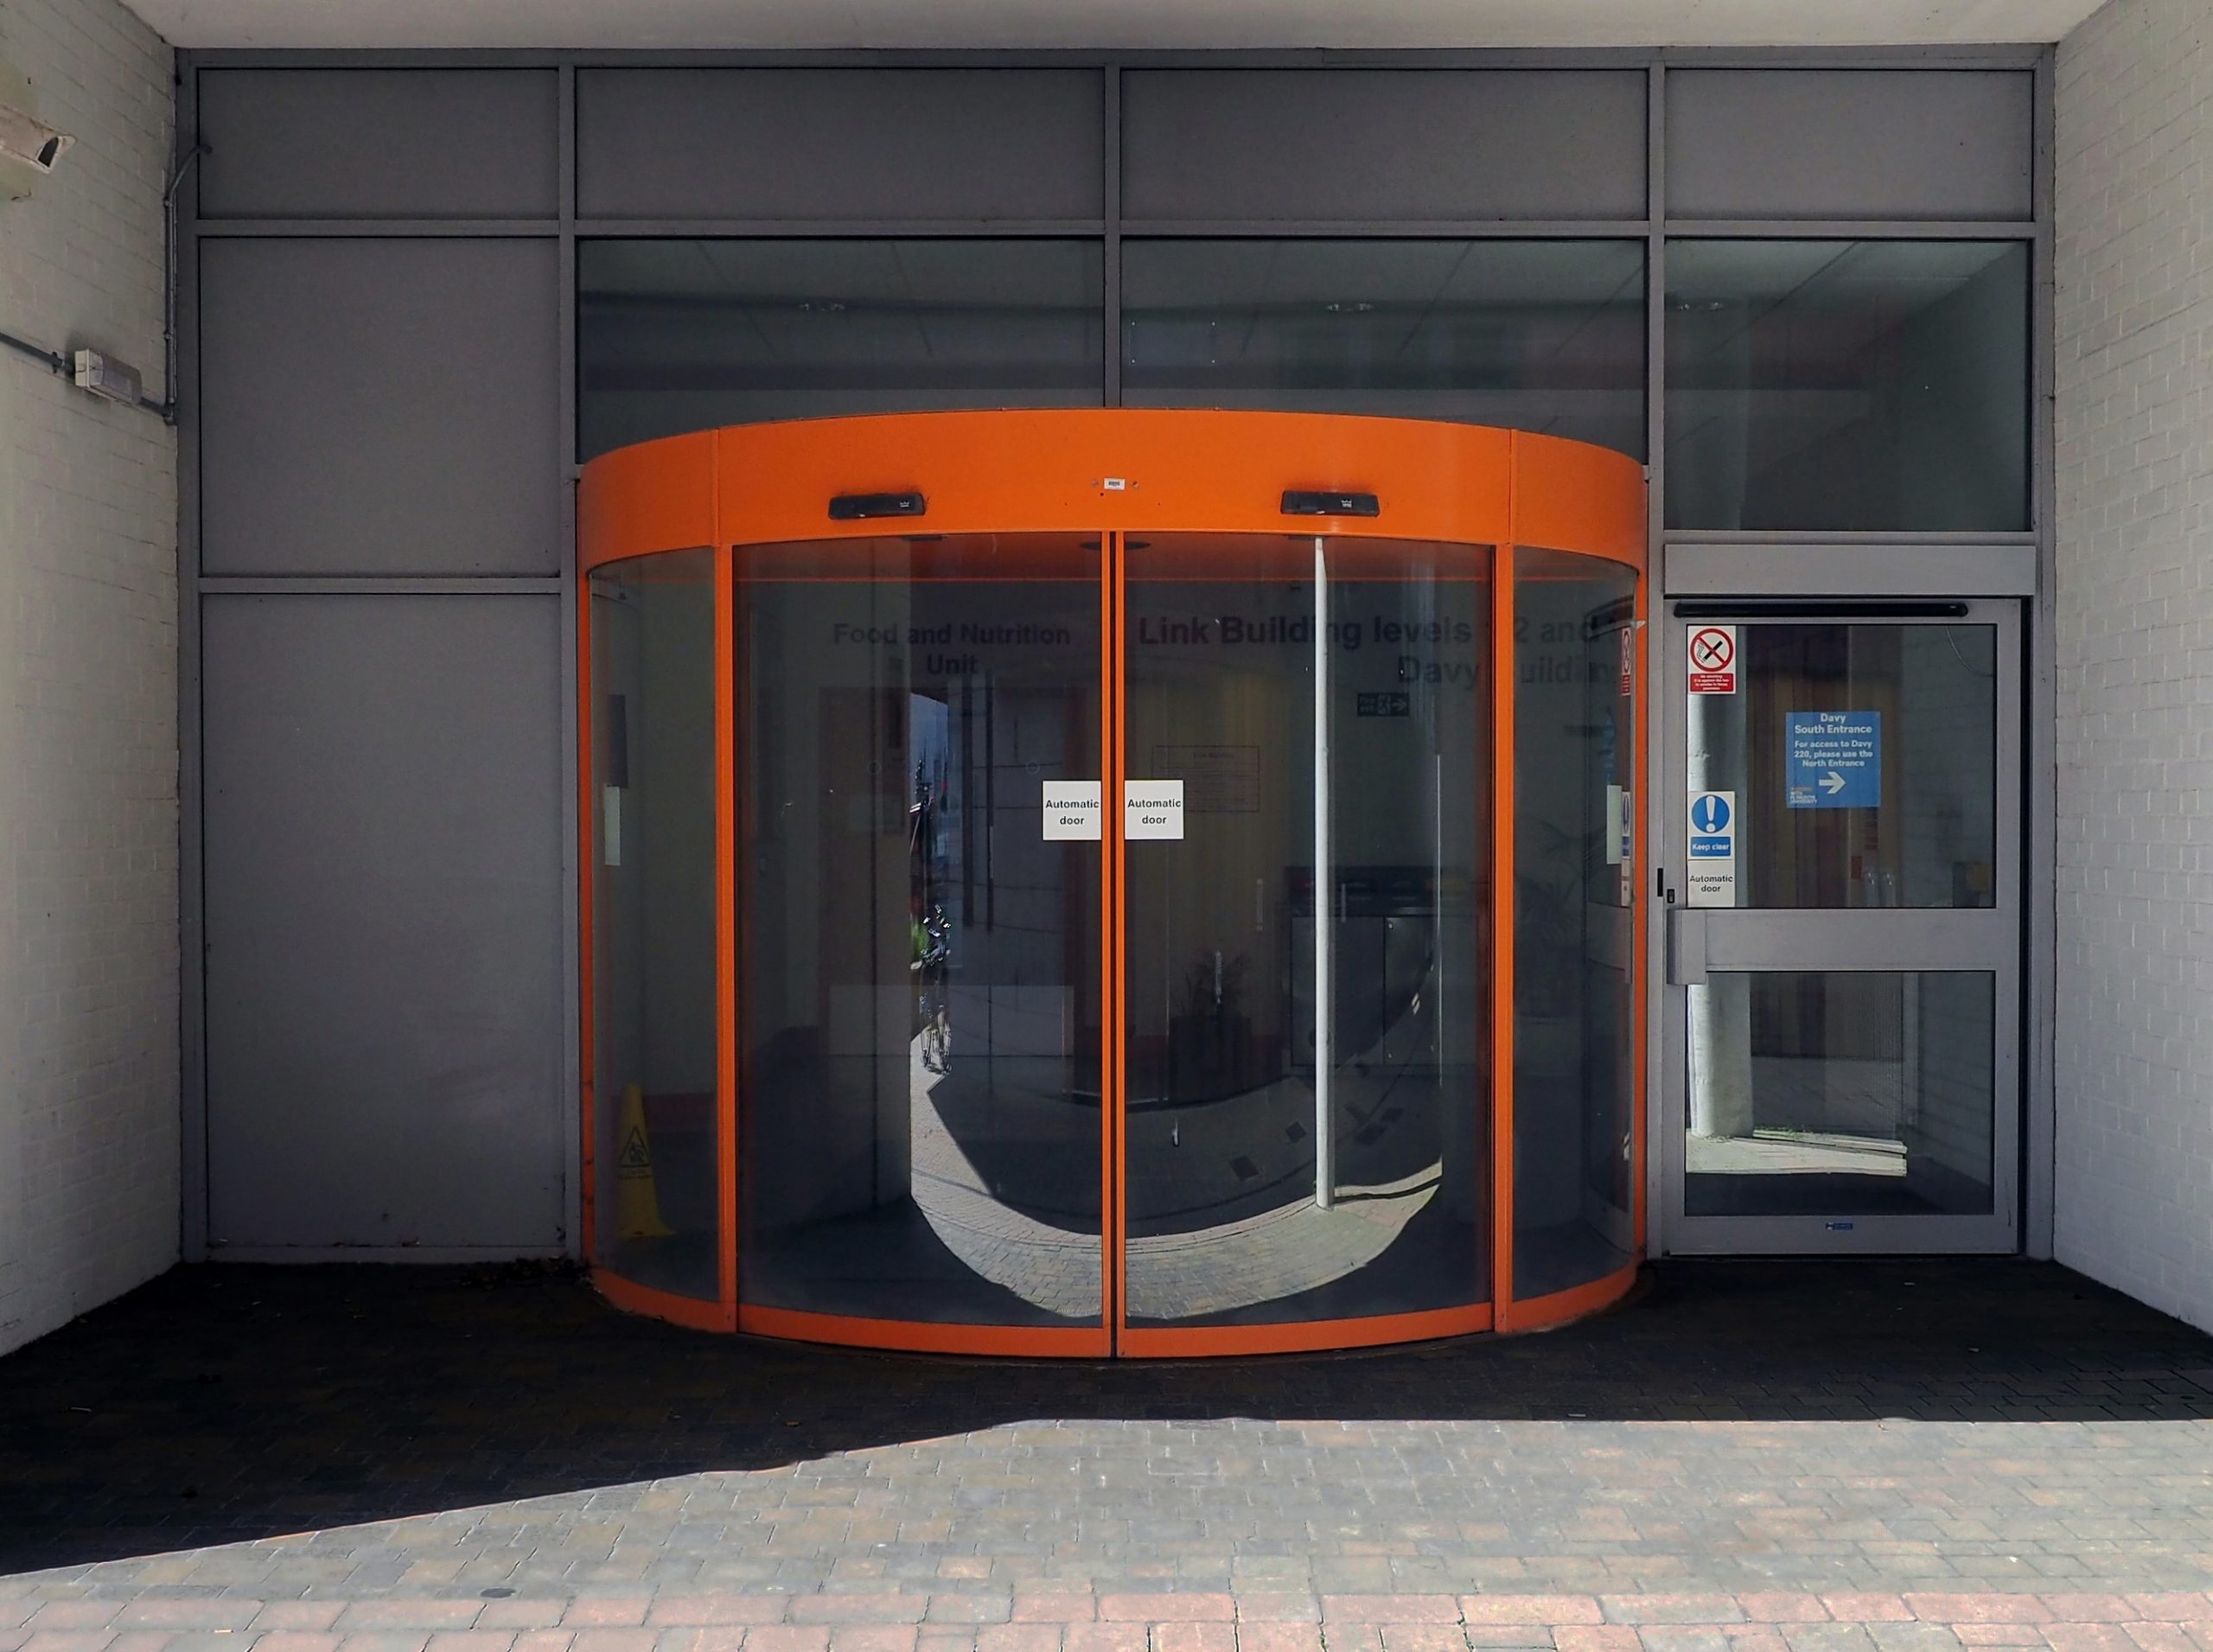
<box><xmin>1119</xmin><ymin>535</ymin><xmax>1492</xmax><ymax>1336</ymax></box>
<box><xmin>736</xmin><ymin>534</ymin><xmax>1108</xmax><ymax>1336</ymax></box>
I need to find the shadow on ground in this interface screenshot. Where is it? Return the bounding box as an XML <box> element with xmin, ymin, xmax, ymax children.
<box><xmin>3</xmin><ymin>1256</ymin><xmax>2210</xmax><ymax>1574</ymax></box>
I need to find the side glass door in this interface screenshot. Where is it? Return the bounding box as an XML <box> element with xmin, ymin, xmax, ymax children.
<box><xmin>1659</xmin><ymin>601</ymin><xmax>2020</xmax><ymax>1253</ymax></box>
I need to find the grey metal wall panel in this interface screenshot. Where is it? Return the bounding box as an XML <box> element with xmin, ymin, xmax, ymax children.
<box><xmin>1666</xmin><ymin>71</ymin><xmax>2034</xmax><ymax>221</ymax></box>
<box><xmin>197</xmin><ymin>70</ymin><xmax>559</xmax><ymax>220</ymax></box>
<box><xmin>576</xmin><ymin>69</ymin><xmax>1104</xmax><ymax>221</ymax></box>
<box><xmin>200</xmin><ymin>239</ymin><xmax>561</xmax><ymax>576</ymax></box>
<box><xmin>1120</xmin><ymin>70</ymin><xmax>1646</xmax><ymax>222</ymax></box>
<box><xmin>201</xmin><ymin>594</ymin><xmax>565</xmax><ymax>1251</ymax></box>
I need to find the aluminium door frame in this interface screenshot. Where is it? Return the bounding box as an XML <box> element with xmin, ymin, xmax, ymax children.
<box><xmin>1651</xmin><ymin>580</ymin><xmax>2024</xmax><ymax>1258</ymax></box>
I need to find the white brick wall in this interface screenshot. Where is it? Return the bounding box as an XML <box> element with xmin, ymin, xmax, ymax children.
<box><xmin>2054</xmin><ymin>0</ymin><xmax>2213</xmax><ymax>1332</ymax></box>
<box><xmin>0</xmin><ymin>0</ymin><xmax>177</xmax><ymax>1353</ymax></box>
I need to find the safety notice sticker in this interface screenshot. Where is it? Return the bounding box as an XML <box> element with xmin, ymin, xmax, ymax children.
<box><xmin>1041</xmin><ymin>780</ymin><xmax>1102</xmax><ymax>840</ymax></box>
<box><xmin>1125</xmin><ymin>781</ymin><xmax>1185</xmax><ymax>841</ymax></box>
<box><xmin>1688</xmin><ymin>624</ymin><xmax>1738</xmax><ymax>694</ymax></box>
<box><xmin>1786</xmin><ymin>711</ymin><xmax>1881</xmax><ymax>809</ymax></box>
<box><xmin>1686</xmin><ymin>789</ymin><xmax>1736</xmax><ymax>907</ymax></box>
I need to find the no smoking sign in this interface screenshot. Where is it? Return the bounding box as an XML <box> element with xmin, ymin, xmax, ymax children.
<box><xmin>1687</xmin><ymin>624</ymin><xmax>1738</xmax><ymax>695</ymax></box>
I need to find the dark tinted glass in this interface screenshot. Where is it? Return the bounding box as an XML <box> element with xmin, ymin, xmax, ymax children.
<box><xmin>590</xmin><ymin>550</ymin><xmax>720</xmax><ymax>1301</ymax></box>
<box><xmin>1666</xmin><ymin>240</ymin><xmax>2029</xmax><ymax>531</ymax></box>
<box><xmin>1123</xmin><ymin>240</ymin><xmax>1647</xmax><ymax>459</ymax></box>
<box><xmin>578</xmin><ymin>239</ymin><xmax>1104</xmax><ymax>459</ymax></box>
<box><xmin>1514</xmin><ymin>548</ymin><xmax>1638</xmax><ymax>1299</ymax></box>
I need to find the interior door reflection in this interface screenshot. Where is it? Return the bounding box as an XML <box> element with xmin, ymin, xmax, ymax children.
<box><xmin>1121</xmin><ymin>535</ymin><xmax>1491</xmax><ymax>1329</ymax></box>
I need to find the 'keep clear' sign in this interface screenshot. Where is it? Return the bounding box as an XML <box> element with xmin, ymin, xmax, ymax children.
<box><xmin>1786</xmin><ymin>711</ymin><xmax>1881</xmax><ymax>809</ymax></box>
<box><xmin>1686</xmin><ymin>790</ymin><xmax>1736</xmax><ymax>908</ymax></box>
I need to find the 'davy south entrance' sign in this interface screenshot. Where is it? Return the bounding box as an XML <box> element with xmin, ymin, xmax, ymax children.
<box><xmin>1786</xmin><ymin>711</ymin><xmax>1881</xmax><ymax>809</ymax></box>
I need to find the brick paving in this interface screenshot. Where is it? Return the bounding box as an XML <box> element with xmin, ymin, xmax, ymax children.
<box><xmin>3</xmin><ymin>1260</ymin><xmax>2212</xmax><ymax>1652</ymax></box>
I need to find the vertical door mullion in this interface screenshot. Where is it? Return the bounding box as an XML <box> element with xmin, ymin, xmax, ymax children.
<box><xmin>1103</xmin><ymin>530</ymin><xmax>1124</xmax><ymax>1349</ymax></box>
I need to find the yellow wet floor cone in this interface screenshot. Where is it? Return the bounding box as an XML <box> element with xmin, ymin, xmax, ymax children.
<box><xmin>613</xmin><ymin>1081</ymin><xmax>674</xmax><ymax>1239</ymax></box>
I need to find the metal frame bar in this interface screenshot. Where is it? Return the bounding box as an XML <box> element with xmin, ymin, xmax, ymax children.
<box><xmin>2024</xmin><ymin>47</ymin><xmax>2058</xmax><ymax>1260</ymax></box>
<box><xmin>187</xmin><ymin>46</ymin><xmax>2049</xmax><ymax>69</ymax></box>
<box><xmin>558</xmin><ymin>61</ymin><xmax>584</xmax><ymax>1258</ymax></box>
<box><xmin>175</xmin><ymin>42</ymin><xmax>2059</xmax><ymax>1271</ymax></box>
<box><xmin>178</xmin><ymin>60</ymin><xmax>209</xmax><ymax>1262</ymax></box>
<box><xmin>197</xmin><ymin>577</ymin><xmax>564</xmax><ymax>594</ymax></box>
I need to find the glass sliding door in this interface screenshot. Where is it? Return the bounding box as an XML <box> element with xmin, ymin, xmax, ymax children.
<box><xmin>735</xmin><ymin>533</ymin><xmax>1109</xmax><ymax>1344</ymax></box>
<box><xmin>1118</xmin><ymin>534</ymin><xmax>1493</xmax><ymax>1346</ymax></box>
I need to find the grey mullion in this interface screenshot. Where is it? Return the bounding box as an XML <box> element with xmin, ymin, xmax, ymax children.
<box><xmin>195</xmin><ymin>218</ymin><xmax>560</xmax><ymax>237</ymax></box>
<box><xmin>1664</xmin><ymin>529</ymin><xmax>2040</xmax><ymax>545</ymax></box>
<box><xmin>557</xmin><ymin>59</ymin><xmax>584</xmax><ymax>1264</ymax></box>
<box><xmin>185</xmin><ymin>46</ymin><xmax>2048</xmax><ymax>70</ymax></box>
<box><xmin>571</xmin><ymin>219</ymin><xmax>1108</xmax><ymax>239</ymax></box>
<box><xmin>178</xmin><ymin>56</ymin><xmax>211</xmax><ymax>1266</ymax></box>
<box><xmin>1116</xmin><ymin>219</ymin><xmax>1652</xmax><ymax>239</ymax></box>
<box><xmin>1662</xmin><ymin>218</ymin><xmax>2038</xmax><ymax>239</ymax></box>
<box><xmin>1104</xmin><ymin>65</ymin><xmax>1121</xmax><ymax>408</ymax></box>
<box><xmin>1642</xmin><ymin>60</ymin><xmax>1667</xmax><ymax>1251</ymax></box>
<box><xmin>2024</xmin><ymin>45</ymin><xmax>2058</xmax><ymax>1260</ymax></box>
<box><xmin>1653</xmin><ymin>44</ymin><xmax>2045</xmax><ymax>69</ymax></box>
<box><xmin>199</xmin><ymin>577</ymin><xmax>564</xmax><ymax>595</ymax></box>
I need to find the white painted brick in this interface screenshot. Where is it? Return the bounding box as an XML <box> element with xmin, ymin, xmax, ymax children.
<box><xmin>2055</xmin><ymin>0</ymin><xmax>2213</xmax><ymax>1334</ymax></box>
<box><xmin>0</xmin><ymin>0</ymin><xmax>177</xmax><ymax>1354</ymax></box>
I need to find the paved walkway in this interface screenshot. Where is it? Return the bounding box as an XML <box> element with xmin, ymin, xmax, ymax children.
<box><xmin>4</xmin><ymin>1260</ymin><xmax>2213</xmax><ymax>1652</ymax></box>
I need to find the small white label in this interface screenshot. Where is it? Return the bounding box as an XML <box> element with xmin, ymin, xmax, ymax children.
<box><xmin>1124</xmin><ymin>781</ymin><xmax>1185</xmax><ymax>841</ymax></box>
<box><xmin>601</xmin><ymin>786</ymin><xmax>622</xmax><ymax>868</ymax></box>
<box><xmin>1041</xmin><ymin>780</ymin><xmax>1102</xmax><ymax>841</ymax></box>
<box><xmin>1100</xmin><ymin>477</ymin><xmax>1129</xmax><ymax>492</ymax></box>
<box><xmin>1686</xmin><ymin>788</ymin><xmax>1736</xmax><ymax>908</ymax></box>
<box><xmin>1688</xmin><ymin>624</ymin><xmax>1738</xmax><ymax>695</ymax></box>
<box><xmin>1604</xmin><ymin>784</ymin><xmax>1625</xmax><ymax>866</ymax></box>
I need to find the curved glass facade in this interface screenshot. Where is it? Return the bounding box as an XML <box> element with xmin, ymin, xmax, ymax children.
<box><xmin>579</xmin><ymin>410</ymin><xmax>1644</xmax><ymax>1354</ymax></box>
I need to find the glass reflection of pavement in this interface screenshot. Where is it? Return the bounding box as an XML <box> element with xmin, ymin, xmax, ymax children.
<box><xmin>908</xmin><ymin>1036</ymin><xmax>1444</xmax><ymax>1321</ymax></box>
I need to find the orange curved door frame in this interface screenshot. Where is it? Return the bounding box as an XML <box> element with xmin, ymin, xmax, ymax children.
<box><xmin>577</xmin><ymin>410</ymin><xmax>1647</xmax><ymax>1357</ymax></box>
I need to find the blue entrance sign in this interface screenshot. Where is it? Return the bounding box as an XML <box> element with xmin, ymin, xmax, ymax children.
<box><xmin>1786</xmin><ymin>711</ymin><xmax>1881</xmax><ymax>809</ymax></box>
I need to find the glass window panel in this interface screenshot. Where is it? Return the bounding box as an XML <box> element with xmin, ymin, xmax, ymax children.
<box><xmin>1685</xmin><ymin>971</ymin><xmax>1995</xmax><ymax>1218</ymax></box>
<box><xmin>1665</xmin><ymin>239</ymin><xmax>2030</xmax><ymax>531</ymax></box>
<box><xmin>1121</xmin><ymin>534</ymin><xmax>1492</xmax><ymax>1329</ymax></box>
<box><xmin>737</xmin><ymin>534</ymin><xmax>1105</xmax><ymax>1328</ymax></box>
<box><xmin>1122</xmin><ymin>240</ymin><xmax>1647</xmax><ymax>459</ymax></box>
<box><xmin>578</xmin><ymin>239</ymin><xmax>1105</xmax><ymax>460</ymax></box>
<box><xmin>1687</xmin><ymin>622</ymin><xmax>1997</xmax><ymax>909</ymax></box>
<box><xmin>590</xmin><ymin>549</ymin><xmax>721</xmax><ymax>1300</ymax></box>
<box><xmin>1514</xmin><ymin>547</ymin><xmax>1638</xmax><ymax>1299</ymax></box>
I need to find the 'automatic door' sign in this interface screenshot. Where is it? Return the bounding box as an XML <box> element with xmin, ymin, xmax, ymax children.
<box><xmin>1786</xmin><ymin>711</ymin><xmax>1881</xmax><ymax>810</ymax></box>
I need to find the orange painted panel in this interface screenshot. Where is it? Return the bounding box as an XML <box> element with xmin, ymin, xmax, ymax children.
<box><xmin>740</xmin><ymin>1304</ymin><xmax>1112</xmax><ymax>1358</ymax></box>
<box><xmin>1118</xmin><ymin>1303</ymin><xmax>1492</xmax><ymax>1360</ymax></box>
<box><xmin>579</xmin><ymin>429</ymin><xmax>717</xmax><ymax>572</ymax></box>
<box><xmin>709</xmin><ymin>411</ymin><xmax>1516</xmax><ymax>550</ymax></box>
<box><xmin>1495</xmin><ymin>1261</ymin><xmax>1640</xmax><ymax>1335</ymax></box>
<box><xmin>1511</xmin><ymin>430</ymin><xmax>1647</xmax><ymax>573</ymax></box>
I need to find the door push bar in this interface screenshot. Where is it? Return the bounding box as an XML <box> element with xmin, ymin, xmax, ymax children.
<box><xmin>1666</xmin><ymin>907</ymin><xmax>1709</xmax><ymax>986</ymax></box>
